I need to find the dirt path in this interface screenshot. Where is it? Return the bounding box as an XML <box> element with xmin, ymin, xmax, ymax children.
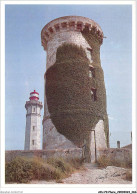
<box><xmin>30</xmin><ymin>164</ymin><xmax>132</xmax><ymax>184</ymax></box>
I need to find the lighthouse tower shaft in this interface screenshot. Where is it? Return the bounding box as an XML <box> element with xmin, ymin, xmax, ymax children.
<box><xmin>24</xmin><ymin>90</ymin><xmax>43</xmax><ymax>150</ymax></box>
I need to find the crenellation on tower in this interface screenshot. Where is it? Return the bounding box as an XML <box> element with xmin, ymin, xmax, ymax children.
<box><xmin>41</xmin><ymin>16</ymin><xmax>103</xmax><ymax>70</ymax></box>
<box><xmin>41</xmin><ymin>16</ymin><xmax>103</xmax><ymax>50</ymax></box>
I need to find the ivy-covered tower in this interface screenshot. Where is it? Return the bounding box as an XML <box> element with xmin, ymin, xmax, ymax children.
<box><xmin>41</xmin><ymin>16</ymin><xmax>109</xmax><ymax>162</ymax></box>
<box><xmin>24</xmin><ymin>90</ymin><xmax>43</xmax><ymax>150</ymax></box>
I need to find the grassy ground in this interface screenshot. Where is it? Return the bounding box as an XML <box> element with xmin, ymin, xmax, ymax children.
<box><xmin>97</xmin><ymin>154</ymin><xmax>132</xmax><ymax>168</ymax></box>
<box><xmin>5</xmin><ymin>157</ymin><xmax>84</xmax><ymax>183</ymax></box>
<box><xmin>97</xmin><ymin>155</ymin><xmax>132</xmax><ymax>181</ymax></box>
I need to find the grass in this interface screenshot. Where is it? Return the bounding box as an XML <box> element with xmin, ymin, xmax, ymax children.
<box><xmin>97</xmin><ymin>154</ymin><xmax>132</xmax><ymax>182</ymax></box>
<box><xmin>125</xmin><ymin>169</ymin><xmax>132</xmax><ymax>181</ymax></box>
<box><xmin>5</xmin><ymin>156</ymin><xmax>84</xmax><ymax>183</ymax></box>
<box><xmin>97</xmin><ymin>154</ymin><xmax>132</xmax><ymax>169</ymax></box>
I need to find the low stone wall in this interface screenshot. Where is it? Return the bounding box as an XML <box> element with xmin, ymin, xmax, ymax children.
<box><xmin>5</xmin><ymin>148</ymin><xmax>83</xmax><ymax>162</ymax></box>
<box><xmin>5</xmin><ymin>147</ymin><xmax>132</xmax><ymax>164</ymax></box>
<box><xmin>98</xmin><ymin>148</ymin><xmax>132</xmax><ymax>163</ymax></box>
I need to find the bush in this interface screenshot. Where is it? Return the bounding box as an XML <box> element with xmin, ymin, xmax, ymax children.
<box><xmin>5</xmin><ymin>156</ymin><xmax>84</xmax><ymax>183</ymax></box>
<box><xmin>5</xmin><ymin>157</ymin><xmax>34</xmax><ymax>183</ymax></box>
<box><xmin>67</xmin><ymin>157</ymin><xmax>84</xmax><ymax>170</ymax></box>
<box><xmin>47</xmin><ymin>157</ymin><xmax>74</xmax><ymax>175</ymax></box>
<box><xmin>97</xmin><ymin>155</ymin><xmax>111</xmax><ymax>168</ymax></box>
<box><xmin>6</xmin><ymin>157</ymin><xmax>64</xmax><ymax>183</ymax></box>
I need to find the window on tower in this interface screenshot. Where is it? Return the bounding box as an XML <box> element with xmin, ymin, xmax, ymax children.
<box><xmin>32</xmin><ymin>107</ymin><xmax>36</xmax><ymax>112</ymax></box>
<box><xmin>33</xmin><ymin>126</ymin><xmax>35</xmax><ymax>131</ymax></box>
<box><xmin>89</xmin><ymin>71</ymin><xmax>92</xmax><ymax>78</ymax></box>
<box><xmin>87</xmin><ymin>47</ymin><xmax>93</xmax><ymax>54</ymax></box>
<box><xmin>89</xmin><ymin>66</ymin><xmax>95</xmax><ymax>78</ymax></box>
<box><xmin>32</xmin><ymin>140</ymin><xmax>35</xmax><ymax>145</ymax></box>
<box><xmin>91</xmin><ymin>88</ymin><xmax>97</xmax><ymax>101</ymax></box>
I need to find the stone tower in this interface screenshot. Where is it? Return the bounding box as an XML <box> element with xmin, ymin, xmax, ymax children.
<box><xmin>41</xmin><ymin>16</ymin><xmax>109</xmax><ymax>162</ymax></box>
<box><xmin>24</xmin><ymin>90</ymin><xmax>43</xmax><ymax>150</ymax></box>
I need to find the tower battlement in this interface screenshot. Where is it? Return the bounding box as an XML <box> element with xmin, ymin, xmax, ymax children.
<box><xmin>41</xmin><ymin>16</ymin><xmax>104</xmax><ymax>50</ymax></box>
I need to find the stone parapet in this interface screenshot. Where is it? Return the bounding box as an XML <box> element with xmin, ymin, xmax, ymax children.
<box><xmin>26</xmin><ymin>113</ymin><xmax>41</xmax><ymax>117</ymax></box>
<box><xmin>98</xmin><ymin>148</ymin><xmax>132</xmax><ymax>164</ymax></box>
<box><xmin>41</xmin><ymin>16</ymin><xmax>104</xmax><ymax>50</ymax></box>
<box><xmin>5</xmin><ymin>148</ymin><xmax>82</xmax><ymax>162</ymax></box>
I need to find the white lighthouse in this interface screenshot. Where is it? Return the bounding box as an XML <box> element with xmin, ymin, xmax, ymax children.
<box><xmin>24</xmin><ymin>90</ymin><xmax>43</xmax><ymax>150</ymax></box>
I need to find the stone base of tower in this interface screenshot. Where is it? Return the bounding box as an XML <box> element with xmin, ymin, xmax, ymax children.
<box><xmin>43</xmin><ymin>118</ymin><xmax>107</xmax><ymax>163</ymax></box>
<box><xmin>43</xmin><ymin>117</ymin><xmax>78</xmax><ymax>150</ymax></box>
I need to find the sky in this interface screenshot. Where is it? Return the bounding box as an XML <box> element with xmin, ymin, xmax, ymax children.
<box><xmin>5</xmin><ymin>3</ymin><xmax>132</xmax><ymax>150</ymax></box>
